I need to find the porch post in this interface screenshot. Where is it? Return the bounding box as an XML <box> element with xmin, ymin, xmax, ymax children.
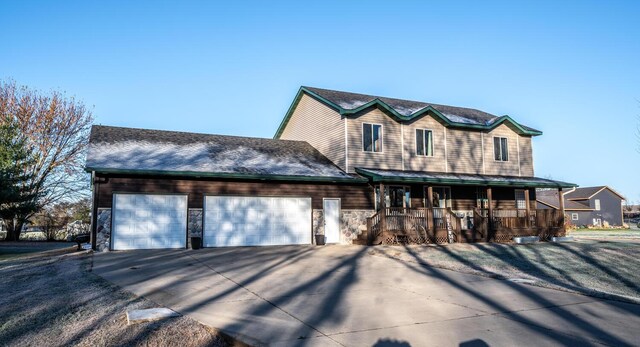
<box><xmin>427</xmin><ymin>186</ymin><xmax>435</xmax><ymax>235</ymax></box>
<box><xmin>426</xmin><ymin>186</ymin><xmax>434</xmax><ymax>208</ymax></box>
<box><xmin>487</xmin><ymin>187</ymin><xmax>493</xmax><ymax>241</ymax></box>
<box><xmin>380</xmin><ymin>183</ymin><xmax>386</xmax><ymax>233</ymax></box>
<box><xmin>524</xmin><ymin>188</ymin><xmax>531</xmax><ymax>230</ymax></box>
<box><xmin>558</xmin><ymin>187</ymin><xmax>565</xmax><ymax>236</ymax></box>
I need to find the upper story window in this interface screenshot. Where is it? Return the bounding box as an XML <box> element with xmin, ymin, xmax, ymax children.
<box><xmin>594</xmin><ymin>199</ymin><xmax>601</xmax><ymax>211</ymax></box>
<box><xmin>416</xmin><ymin>129</ymin><xmax>434</xmax><ymax>156</ymax></box>
<box><xmin>363</xmin><ymin>123</ymin><xmax>383</xmax><ymax>152</ymax></box>
<box><xmin>493</xmin><ymin>137</ymin><xmax>509</xmax><ymax>161</ymax></box>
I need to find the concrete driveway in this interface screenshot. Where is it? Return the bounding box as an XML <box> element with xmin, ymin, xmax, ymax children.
<box><xmin>93</xmin><ymin>246</ymin><xmax>640</xmax><ymax>346</ymax></box>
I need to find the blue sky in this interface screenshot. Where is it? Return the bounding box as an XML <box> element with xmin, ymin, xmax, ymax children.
<box><xmin>2</xmin><ymin>1</ymin><xmax>639</xmax><ymax>201</ymax></box>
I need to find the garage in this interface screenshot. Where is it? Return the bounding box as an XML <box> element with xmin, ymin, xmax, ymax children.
<box><xmin>203</xmin><ymin>196</ymin><xmax>312</xmax><ymax>247</ymax></box>
<box><xmin>111</xmin><ymin>193</ymin><xmax>188</xmax><ymax>250</ymax></box>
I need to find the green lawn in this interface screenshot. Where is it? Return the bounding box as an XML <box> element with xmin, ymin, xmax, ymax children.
<box><xmin>568</xmin><ymin>229</ymin><xmax>640</xmax><ymax>240</ymax></box>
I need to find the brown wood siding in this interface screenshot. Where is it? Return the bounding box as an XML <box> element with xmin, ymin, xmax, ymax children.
<box><xmin>346</xmin><ymin>107</ymin><xmax>403</xmax><ymax>172</ymax></box>
<box><xmin>446</xmin><ymin>128</ymin><xmax>483</xmax><ymax>174</ymax></box>
<box><xmin>519</xmin><ymin>136</ymin><xmax>535</xmax><ymax>177</ymax></box>
<box><xmin>279</xmin><ymin>93</ymin><xmax>346</xmax><ymax>170</ymax></box>
<box><xmin>483</xmin><ymin>124</ymin><xmax>522</xmax><ymax>176</ymax></box>
<box><xmin>403</xmin><ymin>115</ymin><xmax>447</xmax><ymax>172</ymax></box>
<box><xmin>95</xmin><ymin>174</ymin><xmax>374</xmax><ymax>210</ymax></box>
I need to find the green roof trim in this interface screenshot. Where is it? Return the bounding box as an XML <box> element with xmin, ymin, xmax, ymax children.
<box><xmin>85</xmin><ymin>167</ymin><xmax>369</xmax><ymax>184</ymax></box>
<box><xmin>354</xmin><ymin>168</ymin><xmax>577</xmax><ymax>189</ymax></box>
<box><xmin>274</xmin><ymin>87</ymin><xmax>542</xmax><ymax>138</ymax></box>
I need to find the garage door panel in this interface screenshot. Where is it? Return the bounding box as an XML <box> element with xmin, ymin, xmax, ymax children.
<box><xmin>112</xmin><ymin>194</ymin><xmax>187</xmax><ymax>250</ymax></box>
<box><xmin>203</xmin><ymin>196</ymin><xmax>311</xmax><ymax>247</ymax></box>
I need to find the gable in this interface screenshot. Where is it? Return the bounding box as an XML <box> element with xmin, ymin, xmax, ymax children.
<box><xmin>274</xmin><ymin>87</ymin><xmax>543</xmax><ymax>138</ymax></box>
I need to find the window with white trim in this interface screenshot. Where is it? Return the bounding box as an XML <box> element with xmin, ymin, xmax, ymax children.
<box><xmin>363</xmin><ymin>123</ymin><xmax>383</xmax><ymax>152</ymax></box>
<box><xmin>571</xmin><ymin>213</ymin><xmax>579</xmax><ymax>221</ymax></box>
<box><xmin>416</xmin><ymin>129</ymin><xmax>434</xmax><ymax>156</ymax></box>
<box><xmin>515</xmin><ymin>189</ymin><xmax>526</xmax><ymax>209</ymax></box>
<box><xmin>594</xmin><ymin>199</ymin><xmax>601</xmax><ymax>211</ymax></box>
<box><xmin>493</xmin><ymin>136</ymin><xmax>509</xmax><ymax>161</ymax></box>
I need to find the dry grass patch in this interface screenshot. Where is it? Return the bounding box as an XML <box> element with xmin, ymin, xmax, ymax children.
<box><xmin>370</xmin><ymin>239</ymin><xmax>640</xmax><ymax>303</ymax></box>
<box><xmin>0</xmin><ymin>250</ymin><xmax>246</xmax><ymax>347</ymax></box>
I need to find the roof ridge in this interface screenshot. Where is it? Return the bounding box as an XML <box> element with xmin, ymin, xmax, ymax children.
<box><xmin>303</xmin><ymin>86</ymin><xmax>494</xmax><ymax>116</ymax></box>
<box><xmin>91</xmin><ymin>125</ymin><xmax>310</xmax><ymax>144</ymax></box>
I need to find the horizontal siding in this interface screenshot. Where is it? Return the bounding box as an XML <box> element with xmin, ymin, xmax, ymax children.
<box><xmin>96</xmin><ymin>175</ymin><xmax>374</xmax><ymax>210</ymax></box>
<box><xmin>347</xmin><ymin>107</ymin><xmax>403</xmax><ymax>172</ymax></box>
<box><xmin>279</xmin><ymin>93</ymin><xmax>346</xmax><ymax>170</ymax></box>
<box><xmin>519</xmin><ymin>136</ymin><xmax>534</xmax><ymax>177</ymax></box>
<box><xmin>446</xmin><ymin>128</ymin><xmax>483</xmax><ymax>174</ymax></box>
<box><xmin>403</xmin><ymin>115</ymin><xmax>447</xmax><ymax>172</ymax></box>
<box><xmin>483</xmin><ymin>124</ymin><xmax>521</xmax><ymax>176</ymax></box>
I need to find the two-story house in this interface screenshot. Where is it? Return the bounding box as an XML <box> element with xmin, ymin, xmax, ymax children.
<box><xmin>85</xmin><ymin>86</ymin><xmax>575</xmax><ymax>251</ymax></box>
<box><xmin>537</xmin><ymin>186</ymin><xmax>625</xmax><ymax>227</ymax></box>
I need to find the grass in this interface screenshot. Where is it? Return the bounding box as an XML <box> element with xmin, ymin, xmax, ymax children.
<box><xmin>0</xmin><ymin>249</ymin><xmax>245</xmax><ymax>347</ymax></box>
<box><xmin>0</xmin><ymin>241</ymin><xmax>75</xmax><ymax>261</ymax></box>
<box><xmin>568</xmin><ymin>229</ymin><xmax>640</xmax><ymax>239</ymax></box>
<box><xmin>370</xmin><ymin>237</ymin><xmax>640</xmax><ymax>303</ymax></box>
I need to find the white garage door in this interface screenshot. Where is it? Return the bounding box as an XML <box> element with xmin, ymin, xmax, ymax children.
<box><xmin>112</xmin><ymin>193</ymin><xmax>187</xmax><ymax>250</ymax></box>
<box><xmin>203</xmin><ymin>196</ymin><xmax>311</xmax><ymax>247</ymax></box>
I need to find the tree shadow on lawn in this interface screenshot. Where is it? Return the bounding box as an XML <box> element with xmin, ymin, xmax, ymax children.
<box><xmin>85</xmin><ymin>243</ymin><xmax>640</xmax><ymax>347</ymax></box>
<box><xmin>381</xmin><ymin>244</ymin><xmax>638</xmax><ymax>346</ymax></box>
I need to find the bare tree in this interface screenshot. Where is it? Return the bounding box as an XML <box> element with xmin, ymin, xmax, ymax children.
<box><xmin>0</xmin><ymin>80</ymin><xmax>93</xmax><ymax>241</ymax></box>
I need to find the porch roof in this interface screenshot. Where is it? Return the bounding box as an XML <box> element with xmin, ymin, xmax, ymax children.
<box><xmin>354</xmin><ymin>168</ymin><xmax>577</xmax><ymax>188</ymax></box>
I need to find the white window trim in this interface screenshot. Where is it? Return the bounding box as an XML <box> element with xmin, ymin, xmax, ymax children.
<box><xmin>415</xmin><ymin>128</ymin><xmax>435</xmax><ymax>157</ymax></box>
<box><xmin>571</xmin><ymin>213</ymin><xmax>579</xmax><ymax>221</ymax></box>
<box><xmin>362</xmin><ymin>122</ymin><xmax>384</xmax><ymax>153</ymax></box>
<box><xmin>594</xmin><ymin>199</ymin><xmax>601</xmax><ymax>211</ymax></box>
<box><xmin>493</xmin><ymin>136</ymin><xmax>509</xmax><ymax>162</ymax></box>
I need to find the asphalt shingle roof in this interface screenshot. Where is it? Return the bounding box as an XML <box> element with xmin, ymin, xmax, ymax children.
<box><xmin>304</xmin><ymin>86</ymin><xmax>540</xmax><ymax>132</ymax></box>
<box><xmin>536</xmin><ymin>190</ymin><xmax>593</xmax><ymax>210</ymax></box>
<box><xmin>85</xmin><ymin>125</ymin><xmax>362</xmax><ymax>181</ymax></box>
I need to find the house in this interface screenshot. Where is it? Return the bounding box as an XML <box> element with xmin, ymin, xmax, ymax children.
<box><xmin>537</xmin><ymin>186</ymin><xmax>625</xmax><ymax>227</ymax></box>
<box><xmin>86</xmin><ymin>86</ymin><xmax>575</xmax><ymax>251</ymax></box>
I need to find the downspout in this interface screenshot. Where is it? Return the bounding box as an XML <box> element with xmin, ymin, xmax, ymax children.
<box><xmin>90</xmin><ymin>171</ymin><xmax>99</xmax><ymax>250</ymax></box>
<box><xmin>401</xmin><ymin>123</ymin><xmax>405</xmax><ymax>171</ymax></box>
<box><xmin>344</xmin><ymin>117</ymin><xmax>349</xmax><ymax>173</ymax></box>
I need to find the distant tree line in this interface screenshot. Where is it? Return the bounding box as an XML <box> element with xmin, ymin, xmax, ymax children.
<box><xmin>0</xmin><ymin>80</ymin><xmax>93</xmax><ymax>241</ymax></box>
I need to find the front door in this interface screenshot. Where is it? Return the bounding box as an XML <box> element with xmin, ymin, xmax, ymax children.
<box><xmin>323</xmin><ymin>198</ymin><xmax>341</xmax><ymax>243</ymax></box>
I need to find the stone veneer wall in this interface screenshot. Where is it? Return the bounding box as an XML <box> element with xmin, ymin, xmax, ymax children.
<box><xmin>312</xmin><ymin>209</ymin><xmax>375</xmax><ymax>244</ymax></box>
<box><xmin>188</xmin><ymin>208</ymin><xmax>203</xmax><ymax>249</ymax></box>
<box><xmin>341</xmin><ymin>210</ymin><xmax>375</xmax><ymax>242</ymax></box>
<box><xmin>96</xmin><ymin>208</ymin><xmax>112</xmax><ymax>252</ymax></box>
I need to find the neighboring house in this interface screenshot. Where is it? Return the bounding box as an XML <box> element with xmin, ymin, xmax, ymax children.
<box><xmin>537</xmin><ymin>186</ymin><xmax>625</xmax><ymax>227</ymax></box>
<box><xmin>86</xmin><ymin>86</ymin><xmax>575</xmax><ymax>251</ymax></box>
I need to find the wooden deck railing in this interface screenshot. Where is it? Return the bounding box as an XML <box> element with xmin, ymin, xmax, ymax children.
<box><xmin>366</xmin><ymin>207</ymin><xmax>565</xmax><ymax>245</ymax></box>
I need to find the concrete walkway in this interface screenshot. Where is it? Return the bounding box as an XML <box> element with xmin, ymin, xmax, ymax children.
<box><xmin>93</xmin><ymin>246</ymin><xmax>640</xmax><ymax>346</ymax></box>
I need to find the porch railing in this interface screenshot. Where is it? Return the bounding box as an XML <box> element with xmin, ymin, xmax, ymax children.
<box><xmin>367</xmin><ymin>207</ymin><xmax>565</xmax><ymax>245</ymax></box>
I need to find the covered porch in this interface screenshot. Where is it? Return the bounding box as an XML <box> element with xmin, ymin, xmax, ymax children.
<box><xmin>355</xmin><ymin>168</ymin><xmax>576</xmax><ymax>245</ymax></box>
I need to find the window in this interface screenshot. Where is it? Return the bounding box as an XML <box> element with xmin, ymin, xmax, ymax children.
<box><xmin>594</xmin><ymin>199</ymin><xmax>601</xmax><ymax>211</ymax></box>
<box><xmin>429</xmin><ymin>187</ymin><xmax>452</xmax><ymax>208</ymax></box>
<box><xmin>493</xmin><ymin>137</ymin><xmax>509</xmax><ymax>161</ymax></box>
<box><xmin>416</xmin><ymin>129</ymin><xmax>434</xmax><ymax>156</ymax></box>
<box><xmin>375</xmin><ymin>186</ymin><xmax>410</xmax><ymax>210</ymax></box>
<box><xmin>571</xmin><ymin>213</ymin><xmax>579</xmax><ymax>221</ymax></box>
<box><xmin>476</xmin><ymin>188</ymin><xmax>489</xmax><ymax>209</ymax></box>
<box><xmin>363</xmin><ymin>123</ymin><xmax>383</xmax><ymax>152</ymax></box>
<box><xmin>515</xmin><ymin>189</ymin><xmax>526</xmax><ymax>209</ymax></box>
